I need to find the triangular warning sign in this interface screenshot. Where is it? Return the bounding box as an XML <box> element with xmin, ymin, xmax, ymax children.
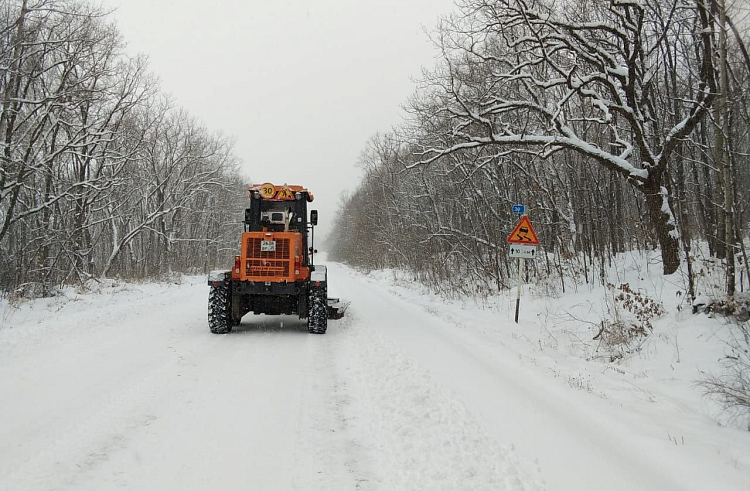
<box><xmin>507</xmin><ymin>216</ymin><xmax>539</xmax><ymax>245</ymax></box>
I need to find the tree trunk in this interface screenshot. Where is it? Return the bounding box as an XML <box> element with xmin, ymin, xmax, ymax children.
<box><xmin>717</xmin><ymin>0</ymin><xmax>735</xmax><ymax>297</ymax></box>
<box><xmin>642</xmin><ymin>177</ymin><xmax>680</xmax><ymax>274</ymax></box>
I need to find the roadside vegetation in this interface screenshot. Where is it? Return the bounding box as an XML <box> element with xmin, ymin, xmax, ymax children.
<box><xmin>0</xmin><ymin>0</ymin><xmax>248</xmax><ymax>294</ymax></box>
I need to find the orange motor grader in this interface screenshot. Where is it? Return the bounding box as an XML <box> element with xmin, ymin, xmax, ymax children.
<box><xmin>207</xmin><ymin>183</ymin><xmax>346</xmax><ymax>334</ymax></box>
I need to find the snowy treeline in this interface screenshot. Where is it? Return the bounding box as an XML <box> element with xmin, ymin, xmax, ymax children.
<box><xmin>0</xmin><ymin>0</ymin><xmax>247</xmax><ymax>292</ymax></box>
<box><xmin>330</xmin><ymin>0</ymin><xmax>750</xmax><ymax>302</ymax></box>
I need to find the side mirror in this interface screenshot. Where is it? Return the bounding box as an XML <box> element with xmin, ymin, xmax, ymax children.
<box><xmin>310</xmin><ymin>210</ymin><xmax>318</xmax><ymax>226</ymax></box>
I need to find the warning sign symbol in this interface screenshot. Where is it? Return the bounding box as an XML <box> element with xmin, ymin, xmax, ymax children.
<box><xmin>507</xmin><ymin>215</ymin><xmax>539</xmax><ymax>245</ymax></box>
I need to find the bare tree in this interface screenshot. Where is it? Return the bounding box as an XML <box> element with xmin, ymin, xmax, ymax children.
<box><xmin>408</xmin><ymin>0</ymin><xmax>719</xmax><ymax>274</ymax></box>
<box><xmin>0</xmin><ymin>0</ymin><xmax>248</xmax><ymax>291</ymax></box>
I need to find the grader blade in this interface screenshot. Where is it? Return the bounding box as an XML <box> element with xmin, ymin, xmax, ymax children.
<box><xmin>326</xmin><ymin>298</ymin><xmax>349</xmax><ymax>319</ymax></box>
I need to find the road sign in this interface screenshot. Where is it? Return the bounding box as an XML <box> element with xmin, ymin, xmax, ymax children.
<box><xmin>276</xmin><ymin>186</ymin><xmax>294</xmax><ymax>200</ymax></box>
<box><xmin>509</xmin><ymin>244</ymin><xmax>538</xmax><ymax>259</ymax></box>
<box><xmin>507</xmin><ymin>215</ymin><xmax>539</xmax><ymax>245</ymax></box>
<box><xmin>259</xmin><ymin>183</ymin><xmax>276</xmax><ymax>199</ymax></box>
<box><xmin>506</xmin><ymin>215</ymin><xmax>540</xmax><ymax>324</ymax></box>
<box><xmin>512</xmin><ymin>204</ymin><xmax>525</xmax><ymax>215</ymax></box>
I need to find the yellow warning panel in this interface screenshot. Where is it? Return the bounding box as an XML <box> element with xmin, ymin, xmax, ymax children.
<box><xmin>259</xmin><ymin>183</ymin><xmax>276</xmax><ymax>199</ymax></box>
<box><xmin>507</xmin><ymin>215</ymin><xmax>539</xmax><ymax>245</ymax></box>
<box><xmin>276</xmin><ymin>186</ymin><xmax>294</xmax><ymax>200</ymax></box>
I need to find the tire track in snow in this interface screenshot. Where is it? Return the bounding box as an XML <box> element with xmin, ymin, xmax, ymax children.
<box><xmin>292</xmin><ymin>313</ymin><xmax>375</xmax><ymax>490</ymax></box>
<box><xmin>3</xmin><ymin>322</ymin><xmax>228</xmax><ymax>490</ymax></box>
<box><xmin>334</xmin><ymin>307</ymin><xmax>545</xmax><ymax>491</ymax></box>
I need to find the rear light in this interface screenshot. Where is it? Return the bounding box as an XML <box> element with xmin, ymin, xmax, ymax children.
<box><xmin>234</xmin><ymin>255</ymin><xmax>241</xmax><ymax>274</ymax></box>
<box><xmin>294</xmin><ymin>256</ymin><xmax>300</xmax><ymax>276</ymax></box>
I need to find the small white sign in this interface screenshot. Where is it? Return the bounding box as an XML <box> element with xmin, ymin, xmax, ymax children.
<box><xmin>261</xmin><ymin>240</ymin><xmax>276</xmax><ymax>252</ymax></box>
<box><xmin>509</xmin><ymin>244</ymin><xmax>538</xmax><ymax>259</ymax></box>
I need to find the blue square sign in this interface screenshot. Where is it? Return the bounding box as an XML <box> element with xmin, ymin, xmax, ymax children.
<box><xmin>512</xmin><ymin>204</ymin><xmax>525</xmax><ymax>215</ymax></box>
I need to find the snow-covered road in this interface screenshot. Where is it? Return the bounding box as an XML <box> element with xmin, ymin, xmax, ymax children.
<box><xmin>1</xmin><ymin>262</ymin><xmax>748</xmax><ymax>490</ymax></box>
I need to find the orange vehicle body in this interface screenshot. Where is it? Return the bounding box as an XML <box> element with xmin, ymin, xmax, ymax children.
<box><xmin>230</xmin><ymin>183</ymin><xmax>315</xmax><ymax>287</ymax></box>
<box><xmin>232</xmin><ymin>230</ymin><xmax>310</xmax><ymax>283</ymax></box>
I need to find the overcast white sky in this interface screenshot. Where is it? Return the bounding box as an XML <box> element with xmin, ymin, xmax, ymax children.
<box><xmin>98</xmin><ymin>0</ymin><xmax>456</xmax><ymax>240</ymax></box>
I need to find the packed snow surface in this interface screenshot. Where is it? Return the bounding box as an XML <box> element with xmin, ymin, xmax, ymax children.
<box><xmin>1</xmin><ymin>260</ymin><xmax>748</xmax><ymax>490</ymax></box>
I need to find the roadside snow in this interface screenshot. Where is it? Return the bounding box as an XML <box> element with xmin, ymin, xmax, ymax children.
<box><xmin>349</xmin><ymin>252</ymin><xmax>749</xmax><ymax>490</ymax></box>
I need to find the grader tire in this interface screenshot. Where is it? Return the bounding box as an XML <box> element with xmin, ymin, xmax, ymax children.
<box><xmin>208</xmin><ymin>277</ymin><xmax>233</xmax><ymax>334</ymax></box>
<box><xmin>307</xmin><ymin>284</ymin><xmax>328</xmax><ymax>334</ymax></box>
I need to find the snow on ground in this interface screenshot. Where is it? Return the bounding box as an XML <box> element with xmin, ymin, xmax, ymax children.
<box><xmin>1</xmin><ymin>255</ymin><xmax>748</xmax><ymax>490</ymax></box>
<box><xmin>351</xmin><ymin>251</ymin><xmax>750</xmax><ymax>490</ymax></box>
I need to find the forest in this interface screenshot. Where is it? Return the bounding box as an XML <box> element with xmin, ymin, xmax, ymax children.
<box><xmin>0</xmin><ymin>0</ymin><xmax>247</xmax><ymax>293</ymax></box>
<box><xmin>328</xmin><ymin>0</ymin><xmax>750</xmax><ymax>313</ymax></box>
<box><xmin>2</xmin><ymin>0</ymin><xmax>749</xmax><ymax>310</ymax></box>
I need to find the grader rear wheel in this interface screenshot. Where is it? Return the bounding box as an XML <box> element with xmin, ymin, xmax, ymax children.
<box><xmin>208</xmin><ymin>277</ymin><xmax>233</xmax><ymax>334</ymax></box>
<box><xmin>307</xmin><ymin>284</ymin><xmax>328</xmax><ymax>334</ymax></box>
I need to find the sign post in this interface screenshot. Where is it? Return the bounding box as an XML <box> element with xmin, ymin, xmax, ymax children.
<box><xmin>507</xmin><ymin>213</ymin><xmax>539</xmax><ymax>323</ymax></box>
<box><xmin>515</xmin><ymin>257</ymin><xmax>524</xmax><ymax>323</ymax></box>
